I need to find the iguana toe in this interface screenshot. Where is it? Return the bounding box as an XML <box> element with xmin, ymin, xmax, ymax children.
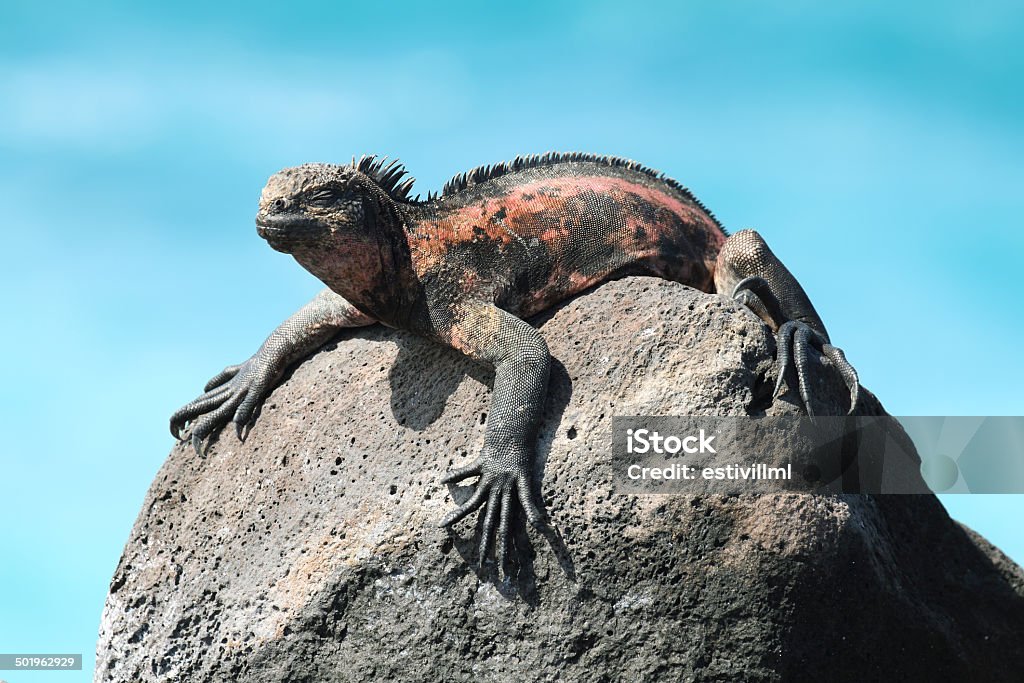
<box><xmin>169</xmin><ymin>384</ymin><xmax>232</xmax><ymax>439</ymax></box>
<box><xmin>732</xmin><ymin>276</ymin><xmax>785</xmax><ymax>328</ymax></box>
<box><xmin>440</xmin><ymin>457</ymin><xmax>484</xmax><ymax>486</ymax></box>
<box><xmin>496</xmin><ymin>487</ymin><xmax>513</xmax><ymax>569</ymax></box>
<box><xmin>203</xmin><ymin>364</ymin><xmax>242</xmax><ymax>392</ymax></box>
<box><xmin>188</xmin><ymin>392</ymin><xmax>246</xmax><ymax>454</ymax></box>
<box><xmin>516</xmin><ymin>473</ymin><xmax>544</xmax><ymax>528</ymax></box>
<box><xmin>439</xmin><ymin>482</ymin><xmax>489</xmax><ymax>528</ymax></box>
<box><xmin>822</xmin><ymin>343</ymin><xmax>859</xmax><ymax>413</ymax></box>
<box><xmin>773</xmin><ymin>320</ymin><xmax>859</xmax><ymax>416</ymax></box>
<box><xmin>792</xmin><ymin>326</ymin><xmax>817</xmax><ymax>417</ymax></box>
<box><xmin>478</xmin><ymin>487</ymin><xmax>502</xmax><ymax>564</ymax></box>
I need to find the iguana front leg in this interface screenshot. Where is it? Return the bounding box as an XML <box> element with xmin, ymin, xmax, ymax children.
<box><xmin>170</xmin><ymin>288</ymin><xmax>375</xmax><ymax>452</ymax></box>
<box><xmin>714</xmin><ymin>229</ymin><xmax>859</xmax><ymax>414</ymax></box>
<box><xmin>434</xmin><ymin>301</ymin><xmax>549</xmax><ymax>568</ymax></box>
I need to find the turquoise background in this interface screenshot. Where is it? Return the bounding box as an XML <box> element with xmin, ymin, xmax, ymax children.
<box><xmin>1</xmin><ymin>1</ymin><xmax>1022</xmax><ymax>679</ymax></box>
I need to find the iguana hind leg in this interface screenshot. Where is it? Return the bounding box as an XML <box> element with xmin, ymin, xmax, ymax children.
<box><xmin>714</xmin><ymin>229</ymin><xmax>859</xmax><ymax>414</ymax></box>
<box><xmin>171</xmin><ymin>288</ymin><xmax>376</xmax><ymax>452</ymax></box>
<box><xmin>434</xmin><ymin>300</ymin><xmax>549</xmax><ymax>569</ymax></box>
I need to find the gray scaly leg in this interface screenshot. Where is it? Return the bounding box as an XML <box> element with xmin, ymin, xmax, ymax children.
<box><xmin>170</xmin><ymin>288</ymin><xmax>376</xmax><ymax>452</ymax></box>
<box><xmin>714</xmin><ymin>229</ymin><xmax>859</xmax><ymax>415</ymax></box>
<box><xmin>434</xmin><ymin>301</ymin><xmax>549</xmax><ymax>570</ymax></box>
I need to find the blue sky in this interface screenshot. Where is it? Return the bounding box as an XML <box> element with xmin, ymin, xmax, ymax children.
<box><xmin>1</xmin><ymin>1</ymin><xmax>1022</xmax><ymax>679</ymax></box>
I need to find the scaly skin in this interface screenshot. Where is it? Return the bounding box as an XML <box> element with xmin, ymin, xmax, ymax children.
<box><xmin>170</xmin><ymin>152</ymin><xmax>859</xmax><ymax>569</ymax></box>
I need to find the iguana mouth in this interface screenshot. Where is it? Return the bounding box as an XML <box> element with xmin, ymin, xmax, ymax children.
<box><xmin>255</xmin><ymin>215</ymin><xmax>321</xmax><ymax>240</ymax></box>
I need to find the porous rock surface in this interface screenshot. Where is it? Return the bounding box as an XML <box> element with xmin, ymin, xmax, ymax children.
<box><xmin>95</xmin><ymin>277</ymin><xmax>1024</xmax><ymax>682</ymax></box>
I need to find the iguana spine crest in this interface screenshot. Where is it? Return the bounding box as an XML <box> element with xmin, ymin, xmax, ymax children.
<box><xmin>352</xmin><ymin>151</ymin><xmax>724</xmax><ymax>231</ymax></box>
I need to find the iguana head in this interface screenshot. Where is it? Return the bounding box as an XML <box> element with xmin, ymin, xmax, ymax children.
<box><xmin>256</xmin><ymin>160</ymin><xmax>403</xmax><ymax>252</ymax></box>
<box><xmin>255</xmin><ymin>158</ymin><xmax>417</xmax><ymax>313</ymax></box>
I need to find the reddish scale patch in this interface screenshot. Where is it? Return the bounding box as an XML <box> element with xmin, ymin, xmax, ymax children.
<box><xmin>292</xmin><ymin>237</ymin><xmax>384</xmax><ymax>305</ymax></box>
<box><xmin>410</xmin><ymin>174</ymin><xmax>726</xmax><ymax>304</ymax></box>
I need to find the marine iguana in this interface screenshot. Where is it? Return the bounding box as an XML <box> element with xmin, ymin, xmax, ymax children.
<box><xmin>170</xmin><ymin>152</ymin><xmax>859</xmax><ymax>567</ymax></box>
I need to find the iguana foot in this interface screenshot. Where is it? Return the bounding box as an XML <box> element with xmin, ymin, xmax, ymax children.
<box><xmin>731</xmin><ymin>277</ymin><xmax>859</xmax><ymax>416</ymax></box>
<box><xmin>773</xmin><ymin>320</ymin><xmax>859</xmax><ymax>416</ymax></box>
<box><xmin>170</xmin><ymin>355</ymin><xmax>280</xmax><ymax>454</ymax></box>
<box><xmin>731</xmin><ymin>276</ymin><xmax>785</xmax><ymax>326</ymax></box>
<box><xmin>439</xmin><ymin>448</ymin><xmax>544</xmax><ymax>570</ymax></box>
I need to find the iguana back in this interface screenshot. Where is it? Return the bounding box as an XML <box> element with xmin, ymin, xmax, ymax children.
<box><xmin>405</xmin><ymin>154</ymin><xmax>727</xmax><ymax>318</ymax></box>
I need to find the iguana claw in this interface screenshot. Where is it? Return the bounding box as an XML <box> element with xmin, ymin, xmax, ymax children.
<box><xmin>441</xmin><ymin>452</ymin><xmax>543</xmax><ymax>570</ymax></box>
<box><xmin>821</xmin><ymin>342</ymin><xmax>860</xmax><ymax>411</ymax></box>
<box><xmin>731</xmin><ymin>273</ymin><xmax>859</xmax><ymax>416</ymax></box>
<box><xmin>170</xmin><ymin>356</ymin><xmax>276</xmax><ymax>453</ymax></box>
<box><xmin>773</xmin><ymin>320</ymin><xmax>859</xmax><ymax>415</ymax></box>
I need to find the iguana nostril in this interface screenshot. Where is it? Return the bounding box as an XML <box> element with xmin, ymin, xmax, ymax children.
<box><xmin>273</xmin><ymin>198</ymin><xmax>288</xmax><ymax>211</ymax></box>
